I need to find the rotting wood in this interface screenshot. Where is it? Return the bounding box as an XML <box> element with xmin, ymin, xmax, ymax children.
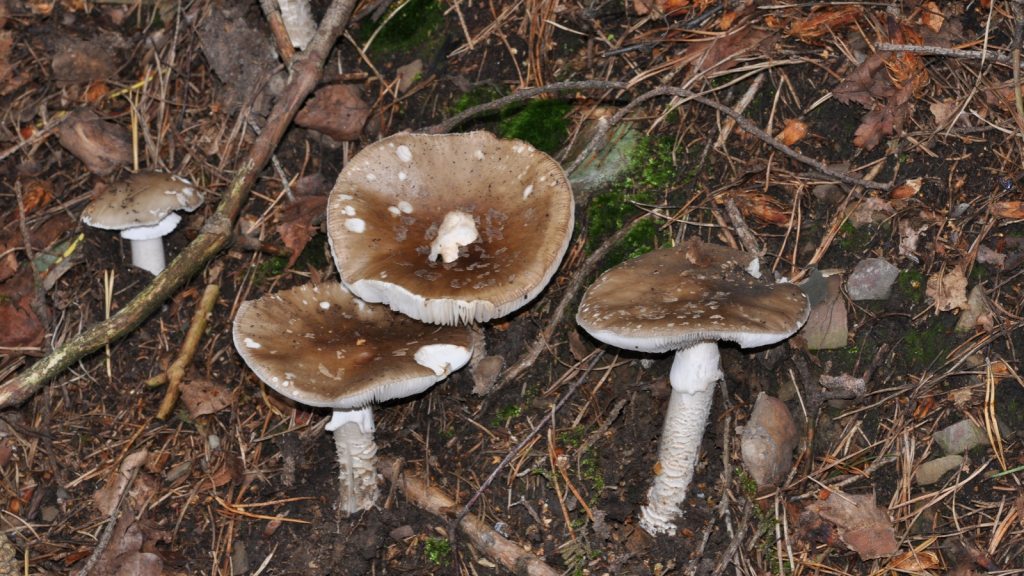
<box><xmin>150</xmin><ymin>283</ymin><xmax>221</xmax><ymax>420</ymax></box>
<box><xmin>379</xmin><ymin>456</ymin><xmax>561</xmax><ymax>576</ymax></box>
<box><xmin>0</xmin><ymin>0</ymin><xmax>360</xmax><ymax>410</ymax></box>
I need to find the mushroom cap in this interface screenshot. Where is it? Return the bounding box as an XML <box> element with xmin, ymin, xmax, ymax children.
<box><xmin>233</xmin><ymin>283</ymin><xmax>474</xmax><ymax>410</ymax></box>
<box><xmin>577</xmin><ymin>240</ymin><xmax>810</xmax><ymax>353</ymax></box>
<box><xmin>326</xmin><ymin>131</ymin><xmax>575</xmax><ymax>325</ymax></box>
<box><xmin>82</xmin><ymin>171</ymin><xmax>203</xmax><ymax>232</ymax></box>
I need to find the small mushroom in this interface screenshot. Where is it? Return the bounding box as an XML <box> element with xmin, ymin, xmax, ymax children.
<box><xmin>576</xmin><ymin>239</ymin><xmax>810</xmax><ymax>536</ymax></box>
<box><xmin>326</xmin><ymin>131</ymin><xmax>575</xmax><ymax>325</ymax></box>
<box><xmin>233</xmin><ymin>283</ymin><xmax>473</xmax><ymax>514</ymax></box>
<box><xmin>82</xmin><ymin>171</ymin><xmax>204</xmax><ymax>275</ymax></box>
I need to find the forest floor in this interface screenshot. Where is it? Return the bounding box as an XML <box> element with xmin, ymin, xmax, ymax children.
<box><xmin>1</xmin><ymin>0</ymin><xmax>1023</xmax><ymax>575</ymax></box>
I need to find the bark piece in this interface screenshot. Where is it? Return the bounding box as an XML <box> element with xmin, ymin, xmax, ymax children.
<box><xmin>741</xmin><ymin>393</ymin><xmax>798</xmax><ymax>486</ymax></box>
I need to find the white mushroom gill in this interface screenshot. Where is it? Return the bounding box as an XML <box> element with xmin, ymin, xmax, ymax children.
<box><xmin>428</xmin><ymin>211</ymin><xmax>478</xmax><ymax>263</ymax></box>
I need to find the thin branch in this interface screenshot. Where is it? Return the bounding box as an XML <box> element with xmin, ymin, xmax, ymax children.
<box><xmin>875</xmin><ymin>43</ymin><xmax>1016</xmax><ymax>65</ymax></box>
<box><xmin>451</xmin><ymin>350</ymin><xmax>606</xmax><ymax>559</ymax></box>
<box><xmin>488</xmin><ymin>215</ymin><xmax>649</xmax><ymax>396</ymax></box>
<box><xmin>420</xmin><ymin>80</ymin><xmax>628</xmax><ymax>134</ymax></box>
<box><xmin>0</xmin><ymin>0</ymin><xmax>360</xmax><ymax>409</ymax></box>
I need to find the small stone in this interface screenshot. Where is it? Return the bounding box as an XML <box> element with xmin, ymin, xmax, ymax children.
<box><xmin>471</xmin><ymin>355</ymin><xmax>504</xmax><ymax>395</ymax></box>
<box><xmin>230</xmin><ymin>539</ymin><xmax>249</xmax><ymax>575</ymax></box>
<box><xmin>395</xmin><ymin>59</ymin><xmax>423</xmax><ymax>93</ymax></box>
<box><xmin>846</xmin><ymin>258</ymin><xmax>899</xmax><ymax>300</ymax></box>
<box><xmin>955</xmin><ymin>285</ymin><xmax>992</xmax><ymax>333</ymax></box>
<box><xmin>801</xmin><ymin>275</ymin><xmax>848</xmax><ymax>350</ymax></box>
<box><xmin>934</xmin><ymin>419</ymin><xmax>988</xmax><ymax>455</ymax></box>
<box><xmin>389</xmin><ymin>525</ymin><xmax>415</xmax><ymax>541</ymax></box>
<box><xmin>40</xmin><ymin>505</ymin><xmax>59</xmax><ymax>523</ymax></box>
<box><xmin>915</xmin><ymin>455</ymin><xmax>964</xmax><ymax>485</ymax></box>
<box><xmin>741</xmin><ymin>393</ymin><xmax>799</xmax><ymax>486</ymax></box>
<box><xmin>208</xmin><ymin>434</ymin><xmax>221</xmax><ymax>451</ymax></box>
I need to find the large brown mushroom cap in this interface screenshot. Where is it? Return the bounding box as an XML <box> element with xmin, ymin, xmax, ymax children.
<box><xmin>326</xmin><ymin>131</ymin><xmax>575</xmax><ymax>325</ymax></box>
<box><xmin>577</xmin><ymin>240</ymin><xmax>810</xmax><ymax>353</ymax></box>
<box><xmin>82</xmin><ymin>171</ymin><xmax>203</xmax><ymax>231</ymax></box>
<box><xmin>233</xmin><ymin>283</ymin><xmax>474</xmax><ymax>409</ymax></box>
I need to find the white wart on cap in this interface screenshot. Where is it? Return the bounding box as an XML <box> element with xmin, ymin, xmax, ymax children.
<box><xmin>326</xmin><ymin>131</ymin><xmax>575</xmax><ymax>325</ymax></box>
<box><xmin>577</xmin><ymin>240</ymin><xmax>810</xmax><ymax>353</ymax></box>
<box><xmin>82</xmin><ymin>171</ymin><xmax>204</xmax><ymax>275</ymax></box>
<box><xmin>233</xmin><ymin>283</ymin><xmax>474</xmax><ymax>409</ymax></box>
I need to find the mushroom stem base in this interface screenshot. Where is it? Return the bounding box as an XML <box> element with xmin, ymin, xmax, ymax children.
<box><xmin>128</xmin><ymin>237</ymin><xmax>167</xmax><ymax>276</ymax></box>
<box><xmin>333</xmin><ymin>420</ymin><xmax>379</xmax><ymax>515</ymax></box>
<box><xmin>640</xmin><ymin>344</ymin><xmax>721</xmax><ymax>536</ymax></box>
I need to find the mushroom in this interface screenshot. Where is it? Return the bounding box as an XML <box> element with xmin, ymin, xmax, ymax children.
<box><xmin>326</xmin><ymin>131</ymin><xmax>575</xmax><ymax>325</ymax></box>
<box><xmin>576</xmin><ymin>239</ymin><xmax>810</xmax><ymax>536</ymax></box>
<box><xmin>233</xmin><ymin>282</ymin><xmax>473</xmax><ymax>514</ymax></box>
<box><xmin>82</xmin><ymin>171</ymin><xmax>204</xmax><ymax>275</ymax></box>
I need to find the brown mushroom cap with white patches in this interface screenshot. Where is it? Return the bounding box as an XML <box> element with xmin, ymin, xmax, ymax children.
<box><xmin>577</xmin><ymin>240</ymin><xmax>810</xmax><ymax>353</ymax></box>
<box><xmin>326</xmin><ymin>131</ymin><xmax>575</xmax><ymax>326</ymax></box>
<box><xmin>82</xmin><ymin>171</ymin><xmax>204</xmax><ymax>230</ymax></box>
<box><xmin>233</xmin><ymin>283</ymin><xmax>474</xmax><ymax>409</ymax></box>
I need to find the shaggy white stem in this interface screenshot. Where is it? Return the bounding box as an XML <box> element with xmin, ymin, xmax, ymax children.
<box><xmin>429</xmin><ymin>211</ymin><xmax>478</xmax><ymax>263</ymax></box>
<box><xmin>128</xmin><ymin>237</ymin><xmax>167</xmax><ymax>276</ymax></box>
<box><xmin>640</xmin><ymin>342</ymin><xmax>722</xmax><ymax>536</ymax></box>
<box><xmin>278</xmin><ymin>0</ymin><xmax>317</xmax><ymax>49</ymax></box>
<box><xmin>328</xmin><ymin>407</ymin><xmax>380</xmax><ymax>514</ymax></box>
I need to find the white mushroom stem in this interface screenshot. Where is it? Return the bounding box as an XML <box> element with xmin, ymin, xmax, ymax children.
<box><xmin>326</xmin><ymin>406</ymin><xmax>380</xmax><ymax>515</ymax></box>
<box><xmin>119</xmin><ymin>212</ymin><xmax>181</xmax><ymax>276</ymax></box>
<box><xmin>429</xmin><ymin>211</ymin><xmax>478</xmax><ymax>263</ymax></box>
<box><xmin>640</xmin><ymin>341</ymin><xmax>722</xmax><ymax>536</ymax></box>
<box><xmin>126</xmin><ymin>237</ymin><xmax>167</xmax><ymax>276</ymax></box>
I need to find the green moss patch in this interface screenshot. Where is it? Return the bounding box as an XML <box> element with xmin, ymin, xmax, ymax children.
<box><xmin>499</xmin><ymin>99</ymin><xmax>573</xmax><ymax>154</ymax></box>
<box><xmin>359</xmin><ymin>0</ymin><xmax>446</xmax><ymax>54</ymax></box>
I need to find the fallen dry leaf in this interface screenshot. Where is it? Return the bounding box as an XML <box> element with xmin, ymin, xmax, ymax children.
<box><xmin>57</xmin><ymin>109</ymin><xmax>132</xmax><ymax>175</ymax></box>
<box><xmin>0</xmin><ymin>267</ymin><xmax>45</xmax><ymax>348</ymax></box>
<box><xmin>888</xmin><ymin>550</ymin><xmax>940</xmax><ymax>572</ymax></box>
<box><xmin>94</xmin><ymin>450</ymin><xmax>150</xmax><ymax>515</ymax></box>
<box><xmin>805</xmin><ymin>491</ymin><xmax>899</xmax><ymax>560</ymax></box>
<box><xmin>179</xmin><ymin>378</ymin><xmax>236</xmax><ymax>418</ymax></box>
<box><xmin>926</xmin><ymin>265</ymin><xmax>968</xmax><ymax>312</ymax></box>
<box><xmin>776</xmin><ymin>119</ymin><xmax>809</xmax><ymax>146</ymax></box>
<box><xmin>786</xmin><ymin>6</ymin><xmax>863</xmax><ymax>44</ymax></box>
<box><xmin>847</xmin><ymin>196</ymin><xmax>895</xmax><ymax>227</ymax></box>
<box><xmin>834</xmin><ymin>53</ymin><xmax>896</xmax><ymax>107</ymax></box>
<box><xmin>275</xmin><ymin>195</ymin><xmax>328</xmax><ymax>267</ymax></box>
<box><xmin>992</xmin><ymin>201</ymin><xmax>1024</xmax><ymax>219</ymax></box>
<box><xmin>198</xmin><ymin>452</ymin><xmax>245</xmax><ymax>491</ymax></box>
<box><xmin>85</xmin><ymin>507</ymin><xmax>163</xmax><ymax>576</ymax></box>
<box><xmin>294</xmin><ymin>84</ymin><xmax>370</xmax><ymax>142</ymax></box>
<box><xmin>898</xmin><ymin>220</ymin><xmax>929</xmax><ymax>261</ymax></box>
<box><xmin>891</xmin><ymin>177</ymin><xmax>922</xmax><ymax>199</ymax></box>
<box><xmin>731</xmin><ymin>192</ymin><xmax>790</xmax><ymax>225</ymax></box>
<box><xmin>929</xmin><ymin>100</ymin><xmax>960</xmax><ymax>126</ymax></box>
<box><xmin>681</xmin><ymin>27</ymin><xmax>772</xmax><ymax>74</ymax></box>
<box><xmin>920</xmin><ymin>1</ymin><xmax>945</xmax><ymax>33</ymax></box>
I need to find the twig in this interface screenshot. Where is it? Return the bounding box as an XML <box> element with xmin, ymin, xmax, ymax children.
<box><xmin>452</xmin><ymin>350</ymin><xmax>606</xmax><ymax>558</ymax></box>
<box><xmin>74</xmin><ymin>465</ymin><xmax>141</xmax><ymax>576</ymax></box>
<box><xmin>0</xmin><ymin>112</ymin><xmax>72</xmax><ymax>162</ymax></box>
<box><xmin>378</xmin><ymin>457</ymin><xmax>561</xmax><ymax>576</ymax></box>
<box><xmin>874</xmin><ymin>43</ymin><xmax>1017</xmax><ymax>66</ymax></box>
<box><xmin>488</xmin><ymin>215</ymin><xmax>648</xmax><ymax>396</ymax></box>
<box><xmin>420</xmin><ymin>81</ymin><xmax>627</xmax><ymax>134</ymax></box>
<box><xmin>568</xmin><ymin>86</ymin><xmax>891</xmax><ymax>191</ymax></box>
<box><xmin>709</xmin><ymin>500</ymin><xmax>752</xmax><ymax>576</ymax></box>
<box><xmin>723</xmin><ymin>197</ymin><xmax>762</xmax><ymax>256</ymax></box>
<box><xmin>0</xmin><ymin>0</ymin><xmax>360</xmax><ymax>409</ymax></box>
<box><xmin>149</xmin><ymin>284</ymin><xmax>221</xmax><ymax>420</ymax></box>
